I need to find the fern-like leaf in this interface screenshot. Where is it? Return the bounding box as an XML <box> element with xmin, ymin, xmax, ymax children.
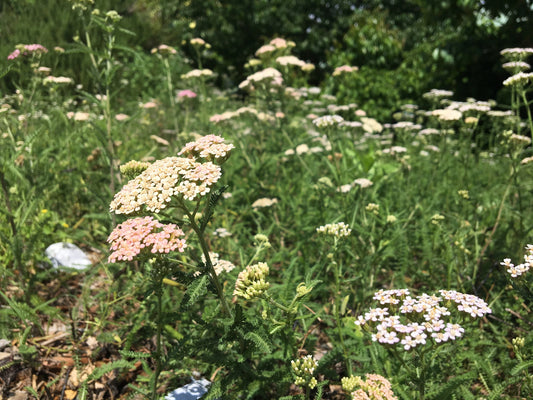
<box><xmin>182</xmin><ymin>275</ymin><xmax>208</xmax><ymax>308</ymax></box>
<box><xmin>86</xmin><ymin>359</ymin><xmax>136</xmax><ymax>382</ymax></box>
<box><xmin>244</xmin><ymin>331</ymin><xmax>272</xmax><ymax>353</ymax></box>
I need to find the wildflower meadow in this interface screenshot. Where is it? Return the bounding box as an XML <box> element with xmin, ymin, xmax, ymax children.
<box><xmin>0</xmin><ymin>2</ymin><xmax>532</xmax><ymax>400</ymax></box>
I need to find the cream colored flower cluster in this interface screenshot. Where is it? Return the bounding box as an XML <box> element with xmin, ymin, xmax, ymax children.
<box><xmin>312</xmin><ymin>114</ymin><xmax>344</xmax><ymax>128</ymax></box>
<box><xmin>255</xmin><ymin>37</ymin><xmax>295</xmax><ymax>57</ymax></box>
<box><xmin>503</xmin><ymin>72</ymin><xmax>533</xmax><ymax>87</ymax></box>
<box><xmin>110</xmin><ymin>135</ymin><xmax>234</xmax><ymax>214</ymax></box>
<box><xmin>181</xmin><ymin>69</ymin><xmax>213</xmax><ymax>80</ymax></box>
<box><xmin>238</xmin><ymin>67</ymin><xmax>283</xmax><ymax>91</ymax></box>
<box><xmin>316</xmin><ymin>222</ymin><xmax>351</xmax><ymax>238</ymax></box>
<box><xmin>233</xmin><ymin>262</ymin><xmax>270</xmax><ymax>300</ymax></box>
<box><xmin>202</xmin><ymin>252</ymin><xmax>236</xmax><ymax>275</ymax></box>
<box><xmin>342</xmin><ymin>374</ymin><xmax>397</xmax><ymax>400</ymax></box>
<box><xmin>332</xmin><ymin>65</ymin><xmax>359</xmax><ymax>76</ymax></box>
<box><xmin>110</xmin><ymin>157</ymin><xmax>221</xmax><ymax>214</ymax></box>
<box><xmin>178</xmin><ymin>134</ymin><xmax>234</xmax><ymax>162</ymax></box>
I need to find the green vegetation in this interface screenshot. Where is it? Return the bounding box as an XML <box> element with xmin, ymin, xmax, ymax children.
<box><xmin>0</xmin><ymin>1</ymin><xmax>532</xmax><ymax>399</ymax></box>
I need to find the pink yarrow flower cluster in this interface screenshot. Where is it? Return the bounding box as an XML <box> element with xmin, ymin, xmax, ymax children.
<box><xmin>500</xmin><ymin>244</ymin><xmax>533</xmax><ymax>278</ymax></box>
<box><xmin>342</xmin><ymin>373</ymin><xmax>397</xmax><ymax>400</ymax></box>
<box><xmin>355</xmin><ymin>289</ymin><xmax>491</xmax><ymax>350</ymax></box>
<box><xmin>177</xmin><ymin>89</ymin><xmax>197</xmax><ymax>99</ymax></box>
<box><xmin>107</xmin><ymin>216</ymin><xmax>186</xmax><ymax>263</ymax></box>
<box><xmin>8</xmin><ymin>44</ymin><xmax>48</xmax><ymax>60</ymax></box>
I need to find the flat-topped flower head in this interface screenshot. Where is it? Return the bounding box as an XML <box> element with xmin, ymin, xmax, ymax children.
<box><xmin>316</xmin><ymin>222</ymin><xmax>351</xmax><ymax>238</ymax></box>
<box><xmin>276</xmin><ymin>55</ymin><xmax>306</xmax><ymax>68</ymax></box>
<box><xmin>151</xmin><ymin>44</ymin><xmax>177</xmax><ymax>56</ymax></box>
<box><xmin>239</xmin><ymin>67</ymin><xmax>283</xmax><ymax>91</ymax></box>
<box><xmin>502</xmin><ymin>61</ymin><xmax>531</xmax><ymax>74</ymax></box>
<box><xmin>312</xmin><ymin>114</ymin><xmax>344</xmax><ymax>128</ymax></box>
<box><xmin>8</xmin><ymin>43</ymin><xmax>48</xmax><ymax>60</ymax></box>
<box><xmin>178</xmin><ymin>134</ymin><xmax>234</xmax><ymax>163</ymax></box>
<box><xmin>500</xmin><ymin>244</ymin><xmax>532</xmax><ymax>278</ymax></box>
<box><xmin>107</xmin><ymin>216</ymin><xmax>186</xmax><ymax>263</ymax></box>
<box><xmin>500</xmin><ymin>47</ymin><xmax>533</xmax><ymax>61</ymax></box>
<box><xmin>332</xmin><ymin>65</ymin><xmax>359</xmax><ymax>76</ymax></box>
<box><xmin>181</xmin><ymin>69</ymin><xmax>213</xmax><ymax>80</ymax></box>
<box><xmin>503</xmin><ymin>72</ymin><xmax>533</xmax><ymax>87</ymax></box>
<box><xmin>110</xmin><ymin>157</ymin><xmax>221</xmax><ymax>214</ymax></box>
<box><xmin>355</xmin><ymin>288</ymin><xmax>491</xmax><ymax>351</ymax></box>
<box><xmin>342</xmin><ymin>374</ymin><xmax>398</xmax><ymax>400</ymax></box>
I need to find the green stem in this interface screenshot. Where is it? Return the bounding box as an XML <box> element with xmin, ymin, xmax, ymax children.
<box><xmin>186</xmin><ymin>210</ymin><xmax>232</xmax><ymax>317</ymax></box>
<box><xmin>332</xmin><ymin>259</ymin><xmax>352</xmax><ymax>375</ymax></box>
<box><xmin>151</xmin><ymin>276</ymin><xmax>164</xmax><ymax>400</ymax></box>
<box><xmin>520</xmin><ymin>90</ymin><xmax>533</xmax><ymax>139</ymax></box>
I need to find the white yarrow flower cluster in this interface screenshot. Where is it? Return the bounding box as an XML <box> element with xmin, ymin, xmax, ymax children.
<box><xmin>312</xmin><ymin>114</ymin><xmax>344</xmax><ymax>128</ymax></box>
<box><xmin>355</xmin><ymin>289</ymin><xmax>491</xmax><ymax>350</ymax></box>
<box><xmin>500</xmin><ymin>244</ymin><xmax>533</xmax><ymax>278</ymax></box>
<box><xmin>503</xmin><ymin>72</ymin><xmax>533</xmax><ymax>87</ymax></box>
<box><xmin>316</xmin><ymin>222</ymin><xmax>351</xmax><ymax>238</ymax></box>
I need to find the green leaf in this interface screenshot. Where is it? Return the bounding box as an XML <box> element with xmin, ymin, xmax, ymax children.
<box><xmin>244</xmin><ymin>331</ymin><xmax>272</xmax><ymax>353</ymax></box>
<box><xmin>183</xmin><ymin>275</ymin><xmax>208</xmax><ymax>308</ymax></box>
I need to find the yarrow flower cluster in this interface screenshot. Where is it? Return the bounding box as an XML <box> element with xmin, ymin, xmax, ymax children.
<box><xmin>500</xmin><ymin>47</ymin><xmax>533</xmax><ymax>61</ymax></box>
<box><xmin>177</xmin><ymin>89</ymin><xmax>197</xmax><ymax>99</ymax></box>
<box><xmin>178</xmin><ymin>134</ymin><xmax>234</xmax><ymax>162</ymax></box>
<box><xmin>332</xmin><ymin>65</ymin><xmax>359</xmax><ymax>76</ymax></box>
<box><xmin>312</xmin><ymin>114</ymin><xmax>344</xmax><ymax>128</ymax></box>
<box><xmin>110</xmin><ymin>157</ymin><xmax>221</xmax><ymax>214</ymax></box>
<box><xmin>238</xmin><ymin>67</ymin><xmax>283</xmax><ymax>91</ymax></box>
<box><xmin>355</xmin><ymin>289</ymin><xmax>491</xmax><ymax>350</ymax></box>
<box><xmin>233</xmin><ymin>262</ymin><xmax>270</xmax><ymax>300</ymax></box>
<box><xmin>423</xmin><ymin>89</ymin><xmax>454</xmax><ymax>100</ymax></box>
<box><xmin>341</xmin><ymin>374</ymin><xmax>397</xmax><ymax>400</ymax></box>
<box><xmin>500</xmin><ymin>244</ymin><xmax>533</xmax><ymax>278</ymax></box>
<box><xmin>107</xmin><ymin>216</ymin><xmax>186</xmax><ymax>263</ymax></box>
<box><xmin>150</xmin><ymin>44</ymin><xmax>177</xmax><ymax>56</ymax></box>
<box><xmin>181</xmin><ymin>69</ymin><xmax>213</xmax><ymax>80</ymax></box>
<box><xmin>503</xmin><ymin>72</ymin><xmax>533</xmax><ymax>87</ymax></box>
<box><xmin>291</xmin><ymin>355</ymin><xmax>318</xmax><ymax>390</ymax></box>
<box><xmin>201</xmin><ymin>252</ymin><xmax>236</xmax><ymax>275</ymax></box>
<box><xmin>316</xmin><ymin>222</ymin><xmax>351</xmax><ymax>238</ymax></box>
<box><xmin>432</xmin><ymin>108</ymin><xmax>463</xmax><ymax>121</ymax></box>
<box><xmin>7</xmin><ymin>44</ymin><xmax>48</xmax><ymax>60</ymax></box>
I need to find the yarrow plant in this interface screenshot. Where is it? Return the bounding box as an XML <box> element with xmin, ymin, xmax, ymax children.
<box><xmin>108</xmin><ymin>134</ymin><xmax>235</xmax><ymax>399</ymax></box>
<box><xmin>355</xmin><ymin>288</ymin><xmax>491</xmax><ymax>399</ymax></box>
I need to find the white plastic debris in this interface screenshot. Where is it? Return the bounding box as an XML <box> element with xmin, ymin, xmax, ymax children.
<box><xmin>45</xmin><ymin>242</ymin><xmax>92</xmax><ymax>271</ymax></box>
<box><xmin>165</xmin><ymin>378</ymin><xmax>211</xmax><ymax>400</ymax></box>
